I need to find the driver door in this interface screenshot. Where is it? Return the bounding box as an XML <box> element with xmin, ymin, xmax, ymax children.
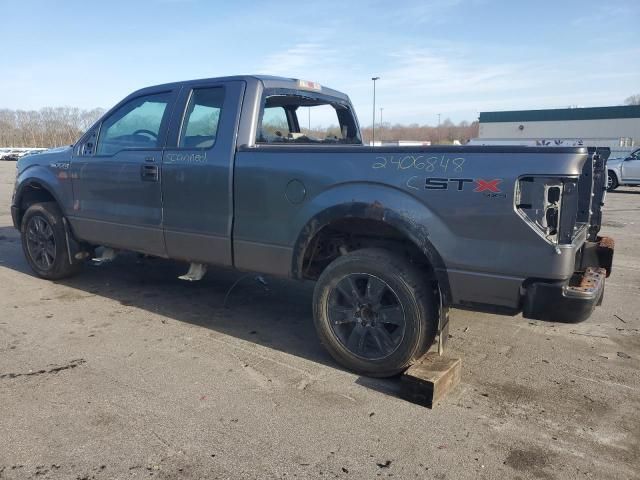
<box><xmin>621</xmin><ymin>150</ymin><xmax>640</xmax><ymax>181</ymax></box>
<box><xmin>69</xmin><ymin>89</ymin><xmax>178</xmax><ymax>256</ymax></box>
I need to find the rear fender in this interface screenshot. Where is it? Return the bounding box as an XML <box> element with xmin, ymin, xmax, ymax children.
<box><xmin>290</xmin><ymin>184</ymin><xmax>452</xmax><ymax>302</ymax></box>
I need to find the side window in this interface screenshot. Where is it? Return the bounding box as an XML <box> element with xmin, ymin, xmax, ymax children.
<box><xmin>96</xmin><ymin>92</ymin><xmax>171</xmax><ymax>155</ymax></box>
<box><xmin>179</xmin><ymin>87</ymin><xmax>225</xmax><ymax>149</ymax></box>
<box><xmin>258</xmin><ymin>107</ymin><xmax>290</xmax><ymax>142</ymax></box>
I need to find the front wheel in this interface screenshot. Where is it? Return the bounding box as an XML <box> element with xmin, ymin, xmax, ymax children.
<box><xmin>313</xmin><ymin>248</ymin><xmax>438</xmax><ymax>377</ymax></box>
<box><xmin>21</xmin><ymin>202</ymin><xmax>83</xmax><ymax>280</ymax></box>
<box><xmin>607</xmin><ymin>171</ymin><xmax>619</xmax><ymax>191</ymax></box>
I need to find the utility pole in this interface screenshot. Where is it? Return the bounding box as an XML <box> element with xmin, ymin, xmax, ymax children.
<box><xmin>371</xmin><ymin>77</ymin><xmax>380</xmax><ymax>145</ymax></box>
<box><xmin>437</xmin><ymin>113</ymin><xmax>441</xmax><ymax>144</ymax></box>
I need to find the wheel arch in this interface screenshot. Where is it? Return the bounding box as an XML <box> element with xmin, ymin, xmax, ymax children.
<box><xmin>14</xmin><ymin>178</ymin><xmax>63</xmax><ymax>228</ymax></box>
<box><xmin>607</xmin><ymin>169</ymin><xmax>620</xmax><ymax>190</ymax></box>
<box><xmin>291</xmin><ymin>199</ymin><xmax>452</xmax><ymax>303</ymax></box>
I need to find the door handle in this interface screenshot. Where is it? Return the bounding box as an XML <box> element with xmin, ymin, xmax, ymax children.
<box><xmin>141</xmin><ymin>164</ymin><xmax>159</xmax><ymax>181</ymax></box>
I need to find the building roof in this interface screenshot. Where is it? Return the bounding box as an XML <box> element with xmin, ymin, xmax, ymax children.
<box><xmin>479</xmin><ymin>105</ymin><xmax>640</xmax><ymax>123</ymax></box>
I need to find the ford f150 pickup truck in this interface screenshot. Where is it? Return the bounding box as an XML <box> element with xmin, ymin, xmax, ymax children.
<box><xmin>11</xmin><ymin>75</ymin><xmax>614</xmax><ymax>377</ymax></box>
<box><xmin>607</xmin><ymin>147</ymin><xmax>640</xmax><ymax>190</ymax></box>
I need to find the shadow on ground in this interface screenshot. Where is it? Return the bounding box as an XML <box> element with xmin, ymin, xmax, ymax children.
<box><xmin>0</xmin><ymin>224</ymin><xmax>357</xmax><ymax>375</ymax></box>
<box><xmin>610</xmin><ymin>187</ymin><xmax>640</xmax><ymax>195</ymax></box>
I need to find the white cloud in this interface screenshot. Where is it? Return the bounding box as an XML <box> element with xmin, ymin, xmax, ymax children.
<box><xmin>339</xmin><ymin>43</ymin><xmax>640</xmax><ymax>125</ymax></box>
<box><xmin>251</xmin><ymin>38</ymin><xmax>640</xmax><ymax>127</ymax></box>
<box><xmin>259</xmin><ymin>43</ymin><xmax>340</xmax><ymax>77</ymax></box>
<box><xmin>2</xmin><ymin>0</ymin><xmax>637</xmax><ymax>129</ymax></box>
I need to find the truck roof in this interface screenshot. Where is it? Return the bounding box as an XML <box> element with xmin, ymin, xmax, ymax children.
<box><xmin>131</xmin><ymin>75</ymin><xmax>350</xmax><ymax>102</ymax></box>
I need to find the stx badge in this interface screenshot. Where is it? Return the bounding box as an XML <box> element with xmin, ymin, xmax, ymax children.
<box><xmin>407</xmin><ymin>177</ymin><xmax>506</xmax><ymax>197</ymax></box>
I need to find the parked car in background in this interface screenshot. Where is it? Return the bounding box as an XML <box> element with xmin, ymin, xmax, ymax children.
<box><xmin>0</xmin><ymin>148</ymin><xmax>17</xmax><ymax>160</ymax></box>
<box><xmin>607</xmin><ymin>148</ymin><xmax>640</xmax><ymax>190</ymax></box>
<box><xmin>0</xmin><ymin>148</ymin><xmax>48</xmax><ymax>161</ymax></box>
<box><xmin>1</xmin><ymin>149</ymin><xmax>22</xmax><ymax>161</ymax></box>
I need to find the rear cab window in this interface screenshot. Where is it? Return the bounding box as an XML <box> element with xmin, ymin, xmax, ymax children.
<box><xmin>256</xmin><ymin>89</ymin><xmax>361</xmax><ymax>145</ymax></box>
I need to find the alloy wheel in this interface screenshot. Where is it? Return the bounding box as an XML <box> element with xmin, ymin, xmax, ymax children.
<box><xmin>26</xmin><ymin>215</ymin><xmax>56</xmax><ymax>270</ymax></box>
<box><xmin>327</xmin><ymin>273</ymin><xmax>406</xmax><ymax>360</ymax></box>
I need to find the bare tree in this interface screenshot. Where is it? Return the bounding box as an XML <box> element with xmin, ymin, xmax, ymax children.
<box><xmin>0</xmin><ymin>107</ymin><xmax>105</xmax><ymax>148</ymax></box>
<box><xmin>361</xmin><ymin>119</ymin><xmax>479</xmax><ymax>144</ymax></box>
<box><xmin>624</xmin><ymin>94</ymin><xmax>640</xmax><ymax>106</ymax></box>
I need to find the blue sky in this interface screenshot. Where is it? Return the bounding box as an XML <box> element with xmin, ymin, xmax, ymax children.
<box><xmin>1</xmin><ymin>0</ymin><xmax>638</xmax><ymax>126</ymax></box>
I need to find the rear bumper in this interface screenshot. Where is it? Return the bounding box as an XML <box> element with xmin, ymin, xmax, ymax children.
<box><xmin>522</xmin><ymin>236</ymin><xmax>614</xmax><ymax>322</ymax></box>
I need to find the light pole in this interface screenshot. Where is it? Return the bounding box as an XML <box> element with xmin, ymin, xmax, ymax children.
<box><xmin>371</xmin><ymin>77</ymin><xmax>380</xmax><ymax>145</ymax></box>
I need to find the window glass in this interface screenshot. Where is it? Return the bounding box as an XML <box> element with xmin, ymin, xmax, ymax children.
<box><xmin>96</xmin><ymin>92</ymin><xmax>171</xmax><ymax>155</ymax></box>
<box><xmin>179</xmin><ymin>87</ymin><xmax>225</xmax><ymax>149</ymax></box>
<box><xmin>299</xmin><ymin>104</ymin><xmax>342</xmax><ymax>139</ymax></box>
<box><xmin>256</xmin><ymin>94</ymin><xmax>360</xmax><ymax>144</ymax></box>
<box><xmin>259</xmin><ymin>106</ymin><xmax>290</xmax><ymax>142</ymax></box>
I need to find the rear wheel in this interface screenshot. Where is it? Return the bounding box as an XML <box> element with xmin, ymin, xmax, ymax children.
<box><xmin>313</xmin><ymin>248</ymin><xmax>438</xmax><ymax>377</ymax></box>
<box><xmin>21</xmin><ymin>202</ymin><xmax>83</xmax><ymax>280</ymax></box>
<box><xmin>607</xmin><ymin>171</ymin><xmax>619</xmax><ymax>191</ymax></box>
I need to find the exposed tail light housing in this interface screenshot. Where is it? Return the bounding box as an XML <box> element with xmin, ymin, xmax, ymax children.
<box><xmin>515</xmin><ymin>176</ymin><xmax>581</xmax><ymax>247</ymax></box>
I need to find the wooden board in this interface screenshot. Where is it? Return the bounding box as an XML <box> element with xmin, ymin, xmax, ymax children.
<box><xmin>399</xmin><ymin>353</ymin><xmax>461</xmax><ymax>408</ymax></box>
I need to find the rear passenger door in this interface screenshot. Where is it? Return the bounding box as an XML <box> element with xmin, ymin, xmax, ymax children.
<box><xmin>70</xmin><ymin>90</ymin><xmax>177</xmax><ymax>256</ymax></box>
<box><xmin>161</xmin><ymin>80</ymin><xmax>246</xmax><ymax>265</ymax></box>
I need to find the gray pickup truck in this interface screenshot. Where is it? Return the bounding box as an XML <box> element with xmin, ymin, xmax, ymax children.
<box><xmin>11</xmin><ymin>75</ymin><xmax>614</xmax><ymax>376</ymax></box>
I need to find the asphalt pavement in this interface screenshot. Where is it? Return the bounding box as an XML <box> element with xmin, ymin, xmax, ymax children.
<box><xmin>0</xmin><ymin>162</ymin><xmax>638</xmax><ymax>479</ymax></box>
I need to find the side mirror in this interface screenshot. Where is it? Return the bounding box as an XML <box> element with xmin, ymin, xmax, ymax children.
<box><xmin>80</xmin><ymin>129</ymin><xmax>98</xmax><ymax>156</ymax></box>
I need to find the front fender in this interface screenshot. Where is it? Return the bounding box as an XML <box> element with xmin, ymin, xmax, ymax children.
<box><xmin>14</xmin><ymin>164</ymin><xmax>73</xmax><ymax>222</ymax></box>
<box><xmin>290</xmin><ymin>182</ymin><xmax>452</xmax><ymax>301</ymax></box>
<box><xmin>607</xmin><ymin>161</ymin><xmax>622</xmax><ymax>180</ymax></box>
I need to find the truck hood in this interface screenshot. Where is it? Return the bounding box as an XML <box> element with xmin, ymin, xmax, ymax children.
<box><xmin>17</xmin><ymin>145</ymin><xmax>72</xmax><ymax>173</ymax></box>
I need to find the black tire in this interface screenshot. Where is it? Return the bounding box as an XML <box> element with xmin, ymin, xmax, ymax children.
<box><xmin>313</xmin><ymin>248</ymin><xmax>438</xmax><ymax>377</ymax></box>
<box><xmin>607</xmin><ymin>171</ymin><xmax>619</xmax><ymax>191</ymax></box>
<box><xmin>20</xmin><ymin>202</ymin><xmax>83</xmax><ymax>280</ymax></box>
